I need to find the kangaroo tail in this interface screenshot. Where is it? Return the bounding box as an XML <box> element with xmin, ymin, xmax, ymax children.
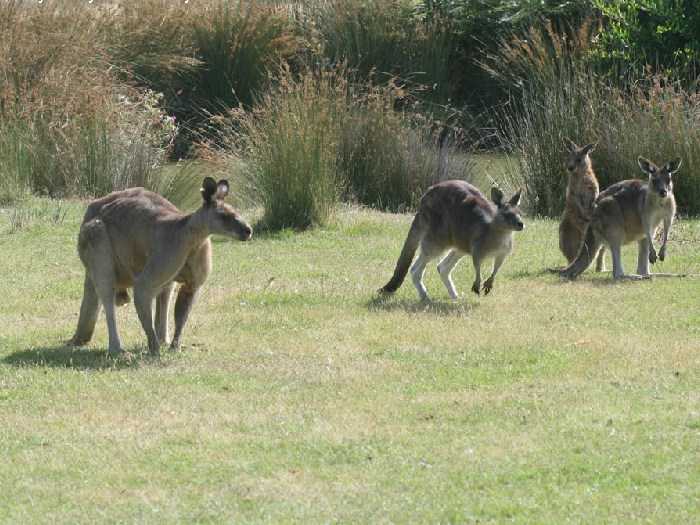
<box><xmin>560</xmin><ymin>225</ymin><xmax>603</xmax><ymax>280</ymax></box>
<box><xmin>380</xmin><ymin>214</ymin><xmax>424</xmax><ymax>294</ymax></box>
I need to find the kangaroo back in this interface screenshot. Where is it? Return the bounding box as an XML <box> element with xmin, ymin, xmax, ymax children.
<box><xmin>380</xmin><ymin>213</ymin><xmax>425</xmax><ymax>293</ymax></box>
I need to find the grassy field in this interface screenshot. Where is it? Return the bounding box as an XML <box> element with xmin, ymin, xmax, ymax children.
<box><xmin>0</xmin><ymin>197</ymin><xmax>699</xmax><ymax>523</ymax></box>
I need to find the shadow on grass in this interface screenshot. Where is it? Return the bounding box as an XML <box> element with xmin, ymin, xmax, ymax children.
<box><xmin>2</xmin><ymin>343</ymin><xmax>159</xmax><ymax>370</ymax></box>
<box><xmin>367</xmin><ymin>295</ymin><xmax>478</xmax><ymax>316</ymax></box>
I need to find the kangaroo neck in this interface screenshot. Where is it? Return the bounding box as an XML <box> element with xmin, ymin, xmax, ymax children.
<box><xmin>181</xmin><ymin>207</ymin><xmax>211</xmax><ymax>247</ymax></box>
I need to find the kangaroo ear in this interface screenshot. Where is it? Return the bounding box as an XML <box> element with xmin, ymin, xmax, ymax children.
<box><xmin>565</xmin><ymin>138</ymin><xmax>578</xmax><ymax>153</ymax></box>
<box><xmin>637</xmin><ymin>156</ymin><xmax>656</xmax><ymax>175</ymax></box>
<box><xmin>509</xmin><ymin>189</ymin><xmax>522</xmax><ymax>207</ymax></box>
<box><xmin>665</xmin><ymin>157</ymin><xmax>682</xmax><ymax>174</ymax></box>
<box><xmin>582</xmin><ymin>142</ymin><xmax>597</xmax><ymax>155</ymax></box>
<box><xmin>201</xmin><ymin>177</ymin><xmax>218</xmax><ymax>203</ymax></box>
<box><xmin>216</xmin><ymin>179</ymin><xmax>230</xmax><ymax>200</ymax></box>
<box><xmin>491</xmin><ymin>186</ymin><xmax>504</xmax><ymax>206</ymax></box>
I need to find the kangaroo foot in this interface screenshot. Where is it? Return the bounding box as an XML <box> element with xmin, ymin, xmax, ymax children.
<box><xmin>68</xmin><ymin>335</ymin><xmax>90</xmax><ymax>347</ymax></box>
<box><xmin>107</xmin><ymin>346</ymin><xmax>123</xmax><ymax>357</ymax></box>
<box><xmin>615</xmin><ymin>273</ymin><xmax>651</xmax><ymax>281</ymax></box>
<box><xmin>482</xmin><ymin>277</ymin><xmax>495</xmax><ymax>295</ymax></box>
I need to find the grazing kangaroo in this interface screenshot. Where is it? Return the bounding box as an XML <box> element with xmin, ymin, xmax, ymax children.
<box><xmin>380</xmin><ymin>181</ymin><xmax>524</xmax><ymax>301</ymax></box>
<box><xmin>560</xmin><ymin>156</ymin><xmax>681</xmax><ymax>281</ymax></box>
<box><xmin>70</xmin><ymin>177</ymin><xmax>252</xmax><ymax>356</ymax></box>
<box><xmin>559</xmin><ymin>139</ymin><xmax>605</xmax><ymax>271</ymax></box>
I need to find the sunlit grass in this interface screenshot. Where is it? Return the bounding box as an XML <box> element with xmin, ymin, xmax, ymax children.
<box><xmin>0</xmin><ymin>198</ymin><xmax>698</xmax><ymax>523</ymax></box>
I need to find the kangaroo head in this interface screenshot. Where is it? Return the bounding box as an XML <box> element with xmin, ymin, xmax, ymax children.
<box><xmin>637</xmin><ymin>156</ymin><xmax>681</xmax><ymax>199</ymax></box>
<box><xmin>491</xmin><ymin>187</ymin><xmax>524</xmax><ymax>231</ymax></box>
<box><xmin>200</xmin><ymin>177</ymin><xmax>252</xmax><ymax>241</ymax></box>
<box><xmin>565</xmin><ymin>139</ymin><xmax>596</xmax><ymax>174</ymax></box>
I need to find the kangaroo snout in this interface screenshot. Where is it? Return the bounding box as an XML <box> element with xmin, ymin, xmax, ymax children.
<box><xmin>658</xmin><ymin>189</ymin><xmax>667</xmax><ymax>198</ymax></box>
<box><xmin>240</xmin><ymin>224</ymin><xmax>253</xmax><ymax>241</ymax></box>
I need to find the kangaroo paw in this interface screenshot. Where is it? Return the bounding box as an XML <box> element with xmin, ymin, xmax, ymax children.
<box><xmin>648</xmin><ymin>249</ymin><xmax>657</xmax><ymax>265</ymax></box>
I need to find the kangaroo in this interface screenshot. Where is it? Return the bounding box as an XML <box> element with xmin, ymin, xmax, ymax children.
<box><xmin>70</xmin><ymin>177</ymin><xmax>252</xmax><ymax>356</ymax></box>
<box><xmin>559</xmin><ymin>139</ymin><xmax>605</xmax><ymax>271</ymax></box>
<box><xmin>560</xmin><ymin>156</ymin><xmax>680</xmax><ymax>281</ymax></box>
<box><xmin>380</xmin><ymin>181</ymin><xmax>524</xmax><ymax>301</ymax></box>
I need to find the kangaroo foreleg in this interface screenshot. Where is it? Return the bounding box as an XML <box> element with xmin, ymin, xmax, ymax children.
<box><xmin>471</xmin><ymin>251</ymin><xmax>482</xmax><ymax>295</ymax></box>
<box><xmin>171</xmin><ymin>286</ymin><xmax>199</xmax><ymax>350</ymax></box>
<box><xmin>483</xmin><ymin>253</ymin><xmax>507</xmax><ymax>295</ymax></box>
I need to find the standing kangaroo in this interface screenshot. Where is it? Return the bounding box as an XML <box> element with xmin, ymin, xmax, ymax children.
<box><xmin>560</xmin><ymin>156</ymin><xmax>680</xmax><ymax>280</ymax></box>
<box><xmin>559</xmin><ymin>140</ymin><xmax>605</xmax><ymax>271</ymax></box>
<box><xmin>70</xmin><ymin>177</ymin><xmax>252</xmax><ymax>356</ymax></box>
<box><xmin>380</xmin><ymin>181</ymin><xmax>524</xmax><ymax>301</ymax></box>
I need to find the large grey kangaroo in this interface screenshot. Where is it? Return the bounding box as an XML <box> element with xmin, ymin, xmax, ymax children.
<box><xmin>70</xmin><ymin>177</ymin><xmax>252</xmax><ymax>356</ymax></box>
<box><xmin>560</xmin><ymin>156</ymin><xmax>681</xmax><ymax>280</ymax></box>
<box><xmin>380</xmin><ymin>180</ymin><xmax>524</xmax><ymax>301</ymax></box>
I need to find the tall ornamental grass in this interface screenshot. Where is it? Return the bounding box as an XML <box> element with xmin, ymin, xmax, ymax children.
<box><xmin>338</xmin><ymin>80</ymin><xmax>471</xmax><ymax>211</ymax></box>
<box><xmin>107</xmin><ymin>0</ymin><xmax>300</xmax><ymax>156</ymax></box>
<box><xmin>206</xmin><ymin>66</ymin><xmax>469</xmax><ymax>229</ymax></box>
<box><xmin>210</xmin><ymin>67</ymin><xmax>348</xmax><ymax>230</ymax></box>
<box><xmin>0</xmin><ymin>1</ymin><xmax>177</xmax><ymax>203</ymax></box>
<box><xmin>302</xmin><ymin>0</ymin><xmax>454</xmax><ymax>103</ymax></box>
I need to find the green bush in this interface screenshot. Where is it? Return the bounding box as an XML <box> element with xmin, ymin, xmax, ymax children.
<box><xmin>591</xmin><ymin>0</ymin><xmax>700</xmax><ymax>80</ymax></box>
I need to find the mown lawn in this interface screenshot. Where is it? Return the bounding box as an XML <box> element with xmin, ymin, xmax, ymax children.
<box><xmin>0</xmin><ymin>198</ymin><xmax>698</xmax><ymax>524</ymax></box>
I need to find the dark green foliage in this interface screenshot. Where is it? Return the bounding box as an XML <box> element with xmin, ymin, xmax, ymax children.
<box><xmin>592</xmin><ymin>0</ymin><xmax>700</xmax><ymax>79</ymax></box>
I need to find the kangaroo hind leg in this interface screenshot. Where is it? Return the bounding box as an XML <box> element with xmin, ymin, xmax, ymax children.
<box><xmin>155</xmin><ymin>282</ymin><xmax>175</xmax><ymax>346</ymax></box>
<box><xmin>410</xmin><ymin>242</ymin><xmax>442</xmax><ymax>302</ymax></box>
<box><xmin>437</xmin><ymin>250</ymin><xmax>464</xmax><ymax>300</ymax></box>
<box><xmin>79</xmin><ymin>223</ymin><xmax>122</xmax><ymax>355</ymax></box>
<box><xmin>636</xmin><ymin>238</ymin><xmax>651</xmax><ymax>278</ymax></box>
<box><xmin>70</xmin><ymin>274</ymin><xmax>100</xmax><ymax>346</ymax></box>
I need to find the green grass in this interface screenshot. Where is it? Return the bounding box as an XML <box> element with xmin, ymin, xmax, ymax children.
<box><xmin>0</xmin><ymin>198</ymin><xmax>699</xmax><ymax>523</ymax></box>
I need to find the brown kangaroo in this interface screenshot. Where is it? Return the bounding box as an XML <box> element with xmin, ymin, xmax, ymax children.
<box><xmin>559</xmin><ymin>139</ymin><xmax>605</xmax><ymax>271</ymax></box>
<box><xmin>70</xmin><ymin>177</ymin><xmax>252</xmax><ymax>356</ymax></box>
<box><xmin>380</xmin><ymin>181</ymin><xmax>524</xmax><ymax>301</ymax></box>
<box><xmin>561</xmin><ymin>156</ymin><xmax>680</xmax><ymax>280</ymax></box>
